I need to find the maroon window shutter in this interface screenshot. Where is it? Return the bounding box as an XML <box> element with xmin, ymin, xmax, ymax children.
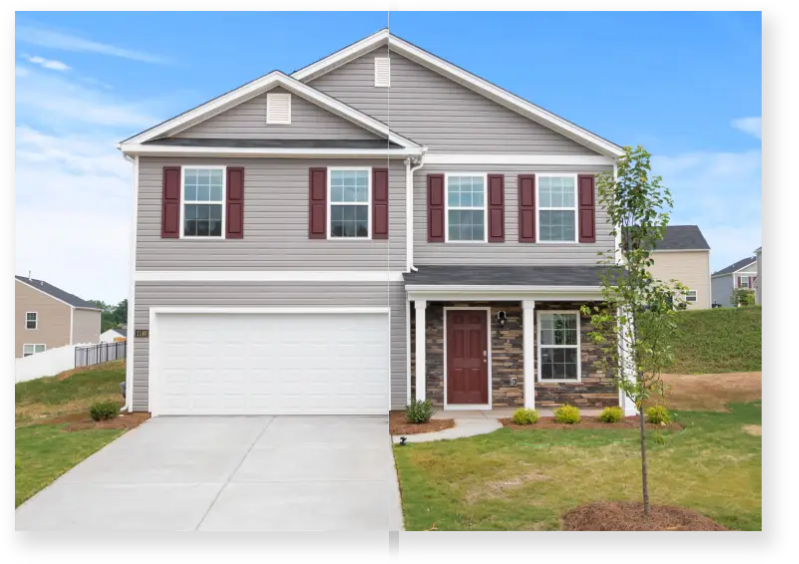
<box><xmin>518</xmin><ymin>174</ymin><xmax>536</xmax><ymax>242</ymax></box>
<box><xmin>226</xmin><ymin>167</ymin><xmax>244</xmax><ymax>239</ymax></box>
<box><xmin>737</xmin><ymin>276</ymin><xmax>742</xmax><ymax>288</ymax></box>
<box><xmin>372</xmin><ymin>168</ymin><xmax>389</xmax><ymax>239</ymax></box>
<box><xmin>161</xmin><ymin>167</ymin><xmax>181</xmax><ymax>238</ymax></box>
<box><xmin>578</xmin><ymin>174</ymin><xmax>596</xmax><ymax>243</ymax></box>
<box><xmin>487</xmin><ymin>174</ymin><xmax>505</xmax><ymax>242</ymax></box>
<box><xmin>427</xmin><ymin>174</ymin><xmax>445</xmax><ymax>242</ymax></box>
<box><xmin>309</xmin><ymin>168</ymin><xmax>327</xmax><ymax>239</ymax></box>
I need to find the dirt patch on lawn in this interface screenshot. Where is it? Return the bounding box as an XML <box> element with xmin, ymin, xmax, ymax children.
<box><xmin>661</xmin><ymin>372</ymin><xmax>761</xmax><ymax>412</ymax></box>
<box><xmin>47</xmin><ymin>411</ymin><xmax>151</xmax><ymax>432</ymax></box>
<box><xmin>465</xmin><ymin>468</ymin><xmax>549</xmax><ymax>504</ymax></box>
<box><xmin>562</xmin><ymin>501</ymin><xmax>727</xmax><ymax>531</ymax></box>
<box><xmin>389</xmin><ymin>411</ymin><xmax>455</xmax><ymax>435</ymax></box>
<box><xmin>500</xmin><ymin>416</ymin><xmax>683</xmax><ymax>431</ymax></box>
<box><xmin>742</xmin><ymin>424</ymin><xmax>762</xmax><ymax>436</ymax></box>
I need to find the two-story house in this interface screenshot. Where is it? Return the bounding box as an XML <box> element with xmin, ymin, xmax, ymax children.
<box><xmin>648</xmin><ymin>225</ymin><xmax>711</xmax><ymax>309</ymax></box>
<box><xmin>118</xmin><ymin>30</ymin><xmax>634</xmax><ymax>417</ymax></box>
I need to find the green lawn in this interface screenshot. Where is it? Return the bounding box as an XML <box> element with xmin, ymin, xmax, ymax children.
<box><xmin>394</xmin><ymin>402</ymin><xmax>761</xmax><ymax>531</ymax></box>
<box><xmin>667</xmin><ymin>306</ymin><xmax>761</xmax><ymax>373</ymax></box>
<box><xmin>15</xmin><ymin>361</ymin><xmax>129</xmax><ymax>508</ymax></box>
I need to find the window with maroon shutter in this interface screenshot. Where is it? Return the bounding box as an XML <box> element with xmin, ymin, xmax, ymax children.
<box><xmin>518</xmin><ymin>174</ymin><xmax>536</xmax><ymax>242</ymax></box>
<box><xmin>309</xmin><ymin>168</ymin><xmax>327</xmax><ymax>239</ymax></box>
<box><xmin>487</xmin><ymin>174</ymin><xmax>505</xmax><ymax>242</ymax></box>
<box><xmin>577</xmin><ymin>174</ymin><xmax>596</xmax><ymax>243</ymax></box>
<box><xmin>161</xmin><ymin>167</ymin><xmax>181</xmax><ymax>238</ymax></box>
<box><xmin>427</xmin><ymin>174</ymin><xmax>445</xmax><ymax>242</ymax></box>
<box><xmin>226</xmin><ymin>167</ymin><xmax>244</xmax><ymax>239</ymax></box>
<box><xmin>372</xmin><ymin>168</ymin><xmax>389</xmax><ymax>239</ymax></box>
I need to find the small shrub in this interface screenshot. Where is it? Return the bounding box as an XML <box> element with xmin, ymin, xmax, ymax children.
<box><xmin>645</xmin><ymin>405</ymin><xmax>671</xmax><ymax>425</ymax></box>
<box><xmin>512</xmin><ymin>408</ymin><xmax>540</xmax><ymax>425</ymax></box>
<box><xmin>554</xmin><ymin>404</ymin><xmax>581</xmax><ymax>424</ymax></box>
<box><xmin>599</xmin><ymin>406</ymin><xmax>623</xmax><ymax>423</ymax></box>
<box><xmin>405</xmin><ymin>399</ymin><xmax>433</xmax><ymax>424</ymax></box>
<box><xmin>89</xmin><ymin>401</ymin><xmax>119</xmax><ymax>422</ymax></box>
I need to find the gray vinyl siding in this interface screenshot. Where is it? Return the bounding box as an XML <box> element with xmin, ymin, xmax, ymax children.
<box><xmin>174</xmin><ymin>87</ymin><xmax>379</xmax><ymax>140</ymax></box>
<box><xmin>136</xmin><ymin>157</ymin><xmax>405</xmax><ymax>270</ymax></box>
<box><xmin>712</xmin><ymin>268</ymin><xmax>758</xmax><ymax>307</ymax></box>
<box><xmin>131</xmin><ymin>281</ymin><xmax>407</xmax><ymax>412</ymax></box>
<box><xmin>414</xmin><ymin>164</ymin><xmax>614</xmax><ymax>265</ymax></box>
<box><xmin>308</xmin><ymin>48</ymin><xmax>598</xmax><ymax>155</ymax></box>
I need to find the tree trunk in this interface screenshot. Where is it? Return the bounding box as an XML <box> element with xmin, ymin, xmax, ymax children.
<box><xmin>638</xmin><ymin>387</ymin><xmax>650</xmax><ymax>517</ymax></box>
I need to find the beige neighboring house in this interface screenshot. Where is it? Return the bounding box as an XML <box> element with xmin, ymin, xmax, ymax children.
<box><xmin>649</xmin><ymin>225</ymin><xmax>712</xmax><ymax>309</ymax></box>
<box><xmin>754</xmin><ymin>246</ymin><xmax>762</xmax><ymax>304</ymax></box>
<box><xmin>15</xmin><ymin>275</ymin><xmax>102</xmax><ymax>358</ymax></box>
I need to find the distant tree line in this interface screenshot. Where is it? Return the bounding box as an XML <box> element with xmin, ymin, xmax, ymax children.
<box><xmin>87</xmin><ymin>299</ymin><xmax>128</xmax><ymax>333</ymax></box>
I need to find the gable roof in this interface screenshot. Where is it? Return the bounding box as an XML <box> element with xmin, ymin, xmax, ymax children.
<box><xmin>15</xmin><ymin>276</ymin><xmax>102</xmax><ymax>310</ymax></box>
<box><xmin>655</xmin><ymin>225</ymin><xmax>710</xmax><ymax>251</ymax></box>
<box><xmin>291</xmin><ymin>29</ymin><xmax>624</xmax><ymax>158</ymax></box>
<box><xmin>119</xmin><ymin>71</ymin><xmax>421</xmax><ymax>152</ymax></box>
<box><xmin>712</xmin><ymin>257</ymin><xmax>757</xmax><ymax>277</ymax></box>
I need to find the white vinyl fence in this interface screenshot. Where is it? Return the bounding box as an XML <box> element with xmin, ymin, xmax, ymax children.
<box><xmin>15</xmin><ymin>343</ymin><xmax>93</xmax><ymax>383</ymax></box>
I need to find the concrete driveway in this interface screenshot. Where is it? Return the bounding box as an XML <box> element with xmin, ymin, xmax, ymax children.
<box><xmin>15</xmin><ymin>416</ymin><xmax>402</xmax><ymax>531</ymax></box>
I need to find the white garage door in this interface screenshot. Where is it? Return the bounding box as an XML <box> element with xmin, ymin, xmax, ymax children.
<box><xmin>151</xmin><ymin>311</ymin><xmax>389</xmax><ymax>415</ymax></box>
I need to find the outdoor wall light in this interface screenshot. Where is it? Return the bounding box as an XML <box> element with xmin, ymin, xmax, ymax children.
<box><xmin>497</xmin><ymin>311</ymin><xmax>507</xmax><ymax>328</ymax></box>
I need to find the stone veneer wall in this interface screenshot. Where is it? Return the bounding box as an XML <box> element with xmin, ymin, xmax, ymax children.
<box><xmin>410</xmin><ymin>301</ymin><xmax>617</xmax><ymax>410</ymax></box>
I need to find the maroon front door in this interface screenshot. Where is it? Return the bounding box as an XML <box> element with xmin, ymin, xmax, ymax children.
<box><xmin>446</xmin><ymin>310</ymin><xmax>489</xmax><ymax>405</ymax></box>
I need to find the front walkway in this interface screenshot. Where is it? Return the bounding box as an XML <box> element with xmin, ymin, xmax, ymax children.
<box><xmin>16</xmin><ymin>416</ymin><xmax>402</xmax><ymax>531</ymax></box>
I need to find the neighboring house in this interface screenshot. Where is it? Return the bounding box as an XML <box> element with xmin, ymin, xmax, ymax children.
<box><xmin>711</xmin><ymin>256</ymin><xmax>758</xmax><ymax>307</ymax></box>
<box><xmin>118</xmin><ymin>29</ymin><xmax>638</xmax><ymax>417</ymax></box>
<box><xmin>754</xmin><ymin>246</ymin><xmax>762</xmax><ymax>304</ymax></box>
<box><xmin>100</xmin><ymin>326</ymin><xmax>128</xmax><ymax>343</ymax></box>
<box><xmin>648</xmin><ymin>225</ymin><xmax>711</xmax><ymax>309</ymax></box>
<box><xmin>15</xmin><ymin>275</ymin><xmax>102</xmax><ymax>358</ymax></box>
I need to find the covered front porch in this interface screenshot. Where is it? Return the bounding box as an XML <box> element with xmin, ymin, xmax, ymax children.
<box><xmin>404</xmin><ymin>266</ymin><xmax>636</xmax><ymax>416</ymax></box>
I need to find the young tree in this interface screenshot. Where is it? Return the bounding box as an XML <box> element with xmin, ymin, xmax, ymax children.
<box><xmin>113</xmin><ymin>299</ymin><xmax>128</xmax><ymax>326</ymax></box>
<box><xmin>581</xmin><ymin>145</ymin><xmax>686</xmax><ymax>517</ymax></box>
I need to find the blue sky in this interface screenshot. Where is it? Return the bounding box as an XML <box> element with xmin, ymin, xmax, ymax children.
<box><xmin>15</xmin><ymin>11</ymin><xmax>761</xmax><ymax>303</ymax></box>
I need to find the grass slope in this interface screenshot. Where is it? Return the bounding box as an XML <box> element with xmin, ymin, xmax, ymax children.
<box><xmin>15</xmin><ymin>361</ymin><xmax>128</xmax><ymax>508</ymax></box>
<box><xmin>394</xmin><ymin>402</ymin><xmax>761</xmax><ymax>531</ymax></box>
<box><xmin>667</xmin><ymin>306</ymin><xmax>761</xmax><ymax>374</ymax></box>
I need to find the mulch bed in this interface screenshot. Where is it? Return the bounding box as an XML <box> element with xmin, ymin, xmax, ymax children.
<box><xmin>389</xmin><ymin>411</ymin><xmax>455</xmax><ymax>435</ymax></box>
<box><xmin>562</xmin><ymin>501</ymin><xmax>728</xmax><ymax>531</ymax></box>
<box><xmin>47</xmin><ymin>411</ymin><xmax>151</xmax><ymax>432</ymax></box>
<box><xmin>500</xmin><ymin>416</ymin><xmax>683</xmax><ymax>431</ymax></box>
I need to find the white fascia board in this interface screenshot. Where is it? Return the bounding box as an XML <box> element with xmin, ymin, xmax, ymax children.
<box><xmin>135</xmin><ymin>271</ymin><xmax>406</xmax><ymax>282</ymax></box>
<box><xmin>652</xmin><ymin>249</ymin><xmax>710</xmax><ymax>253</ymax></box>
<box><xmin>292</xmin><ymin>29</ymin><xmax>389</xmax><ymax>82</ymax></box>
<box><xmin>119</xmin><ymin>69</ymin><xmax>420</xmax><ymax>150</ymax></box>
<box><xmin>120</xmin><ymin>145</ymin><xmax>420</xmax><ymax>159</ymax></box>
<box><xmin>732</xmin><ymin>263</ymin><xmax>758</xmax><ymax>274</ymax></box>
<box><xmin>424</xmin><ymin>153</ymin><xmax>615</xmax><ymax>166</ymax></box>
<box><xmin>150</xmin><ymin>306</ymin><xmax>391</xmax><ymax>315</ymax></box>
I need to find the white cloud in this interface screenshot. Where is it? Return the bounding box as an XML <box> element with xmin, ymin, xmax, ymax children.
<box><xmin>23</xmin><ymin>54</ymin><xmax>70</xmax><ymax>71</ymax></box>
<box><xmin>731</xmin><ymin>116</ymin><xmax>761</xmax><ymax>139</ymax></box>
<box><xmin>16</xmin><ymin>25</ymin><xmax>170</xmax><ymax>64</ymax></box>
<box><xmin>653</xmin><ymin>148</ymin><xmax>761</xmax><ymax>272</ymax></box>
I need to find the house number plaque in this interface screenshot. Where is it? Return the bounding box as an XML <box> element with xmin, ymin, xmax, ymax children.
<box><xmin>135</xmin><ymin>330</ymin><xmax>149</xmax><ymax>338</ymax></box>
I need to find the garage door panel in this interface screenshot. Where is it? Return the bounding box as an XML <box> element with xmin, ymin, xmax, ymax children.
<box><xmin>153</xmin><ymin>312</ymin><xmax>388</xmax><ymax>415</ymax></box>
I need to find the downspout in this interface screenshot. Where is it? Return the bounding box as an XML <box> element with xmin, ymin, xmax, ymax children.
<box><xmin>121</xmin><ymin>153</ymin><xmax>138</xmax><ymax>413</ymax></box>
<box><xmin>406</xmin><ymin>149</ymin><xmax>427</xmax><ymax>272</ymax></box>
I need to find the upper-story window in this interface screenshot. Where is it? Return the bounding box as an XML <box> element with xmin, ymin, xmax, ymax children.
<box><xmin>739</xmin><ymin>276</ymin><xmax>750</xmax><ymax>288</ymax></box>
<box><xmin>25</xmin><ymin>312</ymin><xmax>37</xmax><ymax>330</ymax></box>
<box><xmin>446</xmin><ymin>174</ymin><xmax>486</xmax><ymax>242</ymax></box>
<box><xmin>538</xmin><ymin>175</ymin><xmax>577</xmax><ymax>242</ymax></box>
<box><xmin>329</xmin><ymin>168</ymin><xmax>370</xmax><ymax>239</ymax></box>
<box><xmin>183</xmin><ymin>167</ymin><xmax>224</xmax><ymax>238</ymax></box>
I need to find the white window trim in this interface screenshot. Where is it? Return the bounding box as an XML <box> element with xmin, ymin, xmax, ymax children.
<box><xmin>266</xmin><ymin>92</ymin><xmax>292</xmax><ymax>124</ymax></box>
<box><xmin>179</xmin><ymin>165</ymin><xmax>227</xmax><ymax>240</ymax></box>
<box><xmin>25</xmin><ymin>311</ymin><xmax>38</xmax><ymax>330</ymax></box>
<box><xmin>536</xmin><ymin>173</ymin><xmax>579</xmax><ymax>244</ymax></box>
<box><xmin>739</xmin><ymin>276</ymin><xmax>751</xmax><ymax>288</ymax></box>
<box><xmin>537</xmin><ymin>310</ymin><xmax>582</xmax><ymax>383</ymax></box>
<box><xmin>444</xmin><ymin>172</ymin><xmax>488</xmax><ymax>243</ymax></box>
<box><xmin>22</xmin><ymin>343</ymin><xmax>46</xmax><ymax>357</ymax></box>
<box><xmin>685</xmin><ymin>289</ymin><xmax>698</xmax><ymax>303</ymax></box>
<box><xmin>327</xmin><ymin>167</ymin><xmax>372</xmax><ymax>240</ymax></box>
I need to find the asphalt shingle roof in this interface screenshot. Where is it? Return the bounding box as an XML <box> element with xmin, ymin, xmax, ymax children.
<box><xmin>712</xmin><ymin>257</ymin><xmax>758</xmax><ymax>277</ymax></box>
<box><xmin>656</xmin><ymin>225</ymin><xmax>710</xmax><ymax>251</ymax></box>
<box><xmin>403</xmin><ymin>265</ymin><xmax>618</xmax><ymax>286</ymax></box>
<box><xmin>15</xmin><ymin>276</ymin><xmax>101</xmax><ymax>310</ymax></box>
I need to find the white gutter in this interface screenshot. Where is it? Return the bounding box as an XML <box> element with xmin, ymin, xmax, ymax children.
<box><xmin>406</xmin><ymin>151</ymin><xmax>427</xmax><ymax>272</ymax></box>
<box><xmin>118</xmin><ymin>144</ymin><xmax>422</xmax><ymax>159</ymax></box>
<box><xmin>122</xmin><ymin>154</ymin><xmax>138</xmax><ymax>413</ymax></box>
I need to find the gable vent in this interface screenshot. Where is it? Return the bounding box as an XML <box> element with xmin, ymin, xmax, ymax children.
<box><xmin>374</xmin><ymin>57</ymin><xmax>390</xmax><ymax>87</ymax></box>
<box><xmin>266</xmin><ymin>92</ymin><xmax>291</xmax><ymax>124</ymax></box>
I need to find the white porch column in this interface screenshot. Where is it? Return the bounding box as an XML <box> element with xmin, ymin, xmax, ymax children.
<box><xmin>522</xmin><ymin>300</ymin><xmax>536</xmax><ymax>410</ymax></box>
<box><xmin>618</xmin><ymin>307</ymin><xmax>638</xmax><ymax>416</ymax></box>
<box><xmin>415</xmin><ymin>300</ymin><xmax>427</xmax><ymax>402</ymax></box>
